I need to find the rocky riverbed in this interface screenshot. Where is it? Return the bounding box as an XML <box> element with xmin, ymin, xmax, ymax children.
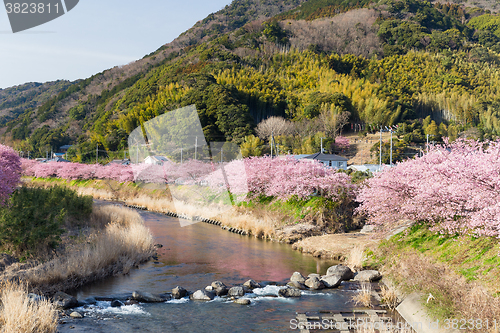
<box><xmin>51</xmin><ymin>264</ymin><xmax>384</xmax><ymax>332</ymax></box>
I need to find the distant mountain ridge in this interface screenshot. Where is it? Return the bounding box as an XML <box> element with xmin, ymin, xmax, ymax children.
<box><xmin>2</xmin><ymin>0</ymin><xmax>500</xmax><ymax>162</ymax></box>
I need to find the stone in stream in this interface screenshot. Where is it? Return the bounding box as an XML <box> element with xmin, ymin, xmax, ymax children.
<box><xmin>354</xmin><ymin>270</ymin><xmax>382</xmax><ymax>282</ymax></box>
<box><xmin>82</xmin><ymin>297</ymin><xmax>97</xmax><ymax>305</ymax></box>
<box><xmin>228</xmin><ymin>286</ymin><xmax>245</xmax><ymax>297</ymax></box>
<box><xmin>320</xmin><ymin>274</ymin><xmax>343</xmax><ymax>288</ymax></box>
<box><xmin>172</xmin><ymin>286</ymin><xmax>188</xmax><ymax>299</ymax></box>
<box><xmin>205</xmin><ymin>286</ymin><xmax>214</xmax><ymax>292</ymax></box>
<box><xmin>215</xmin><ymin>287</ymin><xmax>229</xmax><ymax>297</ymax></box>
<box><xmin>69</xmin><ymin>311</ymin><xmax>84</xmax><ymax>319</ymax></box>
<box><xmin>111</xmin><ymin>300</ymin><xmax>124</xmax><ymax>308</ymax></box>
<box><xmin>234</xmin><ymin>298</ymin><xmax>251</xmax><ymax>305</ymax></box>
<box><xmin>290</xmin><ymin>271</ymin><xmax>306</xmax><ymax>284</ymax></box>
<box><xmin>243</xmin><ymin>279</ymin><xmax>261</xmax><ymax>289</ymax></box>
<box><xmin>132</xmin><ymin>291</ymin><xmax>169</xmax><ymax>303</ymax></box>
<box><xmin>190</xmin><ymin>290</ymin><xmax>215</xmax><ymax>301</ymax></box>
<box><xmin>304</xmin><ymin>276</ymin><xmax>325</xmax><ymax>290</ymax></box>
<box><xmin>53</xmin><ymin>291</ymin><xmax>79</xmax><ymax>310</ymax></box>
<box><xmin>326</xmin><ymin>265</ymin><xmax>354</xmax><ymax>281</ymax></box>
<box><xmin>308</xmin><ymin>273</ymin><xmax>321</xmax><ymax>279</ymax></box>
<box><xmin>278</xmin><ymin>287</ymin><xmax>302</xmax><ymax>297</ymax></box>
<box><xmin>211</xmin><ymin>281</ymin><xmax>226</xmax><ymax>289</ymax></box>
<box><xmin>287</xmin><ymin>281</ymin><xmax>307</xmax><ymax>290</ymax></box>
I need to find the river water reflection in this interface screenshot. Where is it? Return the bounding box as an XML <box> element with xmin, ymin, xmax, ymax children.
<box><xmin>70</xmin><ymin>206</ymin><xmax>361</xmax><ymax>332</ymax></box>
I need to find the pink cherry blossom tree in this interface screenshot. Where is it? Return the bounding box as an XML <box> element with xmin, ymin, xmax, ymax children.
<box><xmin>356</xmin><ymin>138</ymin><xmax>500</xmax><ymax>237</ymax></box>
<box><xmin>0</xmin><ymin>145</ymin><xmax>22</xmax><ymax>206</ymax></box>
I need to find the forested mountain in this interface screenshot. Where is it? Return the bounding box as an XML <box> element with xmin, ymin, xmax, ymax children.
<box><xmin>3</xmin><ymin>0</ymin><xmax>500</xmax><ymax>162</ymax></box>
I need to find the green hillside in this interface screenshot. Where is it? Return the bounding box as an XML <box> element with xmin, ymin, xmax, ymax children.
<box><xmin>3</xmin><ymin>0</ymin><xmax>500</xmax><ymax>162</ymax></box>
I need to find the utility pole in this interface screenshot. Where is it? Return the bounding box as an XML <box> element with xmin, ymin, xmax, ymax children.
<box><xmin>321</xmin><ymin>137</ymin><xmax>324</xmax><ymax>154</ymax></box>
<box><xmin>180</xmin><ymin>147</ymin><xmax>183</xmax><ymax>164</ymax></box>
<box><xmin>379</xmin><ymin>129</ymin><xmax>382</xmax><ymax>167</ymax></box>
<box><xmin>270</xmin><ymin>130</ymin><xmax>274</xmax><ymax>158</ymax></box>
<box><xmin>390</xmin><ymin>128</ymin><xmax>393</xmax><ymax>167</ymax></box>
<box><xmin>426</xmin><ymin>134</ymin><xmax>429</xmax><ymax>154</ymax></box>
<box><xmin>195</xmin><ymin>136</ymin><xmax>198</xmax><ymax>160</ymax></box>
<box><xmin>220</xmin><ymin>147</ymin><xmax>223</xmax><ymax>163</ymax></box>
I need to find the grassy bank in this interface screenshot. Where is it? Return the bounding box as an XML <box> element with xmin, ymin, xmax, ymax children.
<box><xmin>373</xmin><ymin>224</ymin><xmax>500</xmax><ymax>332</ymax></box>
<box><xmin>0</xmin><ymin>184</ymin><xmax>155</xmax><ymax>295</ymax></box>
<box><xmin>1</xmin><ymin>205</ymin><xmax>155</xmax><ymax>295</ymax></box>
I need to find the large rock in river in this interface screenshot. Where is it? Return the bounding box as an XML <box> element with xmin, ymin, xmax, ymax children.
<box><xmin>190</xmin><ymin>290</ymin><xmax>215</xmax><ymax>301</ymax></box>
<box><xmin>320</xmin><ymin>274</ymin><xmax>343</xmax><ymax>288</ymax></box>
<box><xmin>234</xmin><ymin>298</ymin><xmax>251</xmax><ymax>305</ymax></box>
<box><xmin>304</xmin><ymin>277</ymin><xmax>325</xmax><ymax>290</ymax></box>
<box><xmin>132</xmin><ymin>291</ymin><xmax>169</xmax><ymax>303</ymax></box>
<box><xmin>354</xmin><ymin>270</ymin><xmax>382</xmax><ymax>282</ymax></box>
<box><xmin>326</xmin><ymin>265</ymin><xmax>354</xmax><ymax>281</ymax></box>
<box><xmin>53</xmin><ymin>291</ymin><xmax>78</xmax><ymax>310</ymax></box>
<box><xmin>243</xmin><ymin>279</ymin><xmax>261</xmax><ymax>289</ymax></box>
<box><xmin>290</xmin><ymin>271</ymin><xmax>306</xmax><ymax>284</ymax></box>
<box><xmin>211</xmin><ymin>281</ymin><xmax>226</xmax><ymax>289</ymax></box>
<box><xmin>172</xmin><ymin>286</ymin><xmax>188</xmax><ymax>299</ymax></box>
<box><xmin>278</xmin><ymin>287</ymin><xmax>302</xmax><ymax>297</ymax></box>
<box><xmin>215</xmin><ymin>287</ymin><xmax>229</xmax><ymax>297</ymax></box>
<box><xmin>228</xmin><ymin>286</ymin><xmax>245</xmax><ymax>297</ymax></box>
<box><xmin>287</xmin><ymin>281</ymin><xmax>307</xmax><ymax>290</ymax></box>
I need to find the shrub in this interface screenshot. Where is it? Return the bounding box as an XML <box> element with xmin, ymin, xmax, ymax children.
<box><xmin>0</xmin><ymin>186</ymin><xmax>93</xmax><ymax>256</ymax></box>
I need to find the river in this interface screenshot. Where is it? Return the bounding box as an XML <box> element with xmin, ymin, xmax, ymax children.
<box><xmin>59</xmin><ymin>205</ymin><xmax>372</xmax><ymax>333</ymax></box>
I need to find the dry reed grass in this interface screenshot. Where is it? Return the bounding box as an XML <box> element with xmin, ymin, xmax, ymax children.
<box><xmin>352</xmin><ymin>282</ymin><xmax>373</xmax><ymax>308</ymax></box>
<box><xmin>1</xmin><ymin>205</ymin><xmax>154</xmax><ymax>294</ymax></box>
<box><xmin>0</xmin><ymin>281</ymin><xmax>57</xmax><ymax>333</ymax></box>
<box><xmin>103</xmin><ymin>193</ymin><xmax>279</xmax><ymax>239</ymax></box>
<box><xmin>346</xmin><ymin>245</ymin><xmax>366</xmax><ymax>272</ymax></box>
<box><xmin>380</xmin><ymin>284</ymin><xmax>399</xmax><ymax>310</ymax></box>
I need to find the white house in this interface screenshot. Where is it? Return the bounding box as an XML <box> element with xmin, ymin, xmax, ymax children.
<box><xmin>144</xmin><ymin>155</ymin><xmax>170</xmax><ymax>165</ymax></box>
<box><xmin>299</xmin><ymin>153</ymin><xmax>348</xmax><ymax>169</ymax></box>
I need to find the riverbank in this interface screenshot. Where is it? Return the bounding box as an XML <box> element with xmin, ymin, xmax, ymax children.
<box><xmin>0</xmin><ymin>204</ymin><xmax>154</xmax><ymax>296</ymax></box>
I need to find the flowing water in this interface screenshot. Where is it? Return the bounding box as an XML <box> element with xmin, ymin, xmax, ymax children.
<box><xmin>61</xmin><ymin>205</ymin><xmax>367</xmax><ymax>333</ymax></box>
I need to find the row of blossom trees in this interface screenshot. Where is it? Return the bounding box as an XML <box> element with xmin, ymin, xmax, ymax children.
<box><xmin>21</xmin><ymin>157</ymin><xmax>356</xmax><ymax>202</ymax></box>
<box><xmin>357</xmin><ymin>139</ymin><xmax>500</xmax><ymax>238</ymax></box>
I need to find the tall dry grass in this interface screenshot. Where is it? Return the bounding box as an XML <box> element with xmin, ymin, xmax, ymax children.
<box><xmin>352</xmin><ymin>282</ymin><xmax>373</xmax><ymax>308</ymax></box>
<box><xmin>0</xmin><ymin>282</ymin><xmax>57</xmax><ymax>333</ymax></box>
<box><xmin>346</xmin><ymin>245</ymin><xmax>366</xmax><ymax>272</ymax></box>
<box><xmin>114</xmin><ymin>194</ymin><xmax>279</xmax><ymax>239</ymax></box>
<box><xmin>1</xmin><ymin>206</ymin><xmax>154</xmax><ymax>294</ymax></box>
<box><xmin>380</xmin><ymin>284</ymin><xmax>399</xmax><ymax>310</ymax></box>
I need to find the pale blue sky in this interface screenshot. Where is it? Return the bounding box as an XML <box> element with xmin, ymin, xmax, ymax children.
<box><xmin>0</xmin><ymin>0</ymin><xmax>232</xmax><ymax>88</ymax></box>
